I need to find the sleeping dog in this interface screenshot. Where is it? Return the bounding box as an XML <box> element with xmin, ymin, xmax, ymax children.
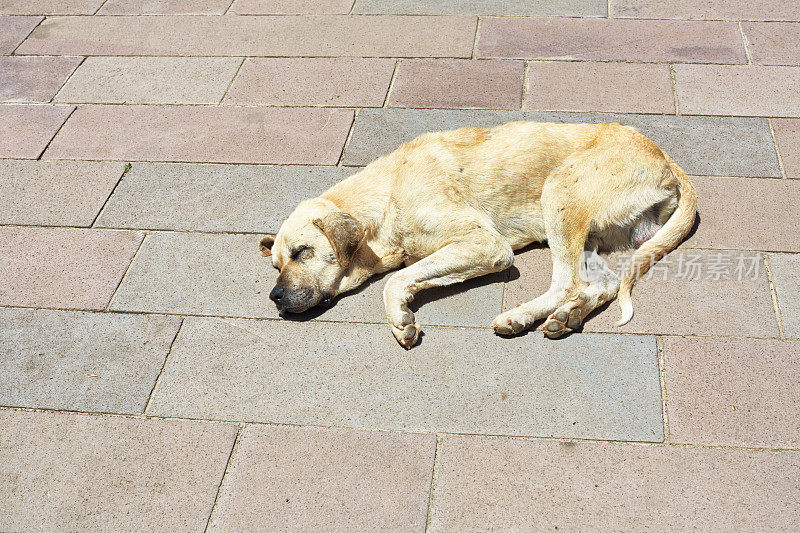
<box><xmin>260</xmin><ymin>121</ymin><xmax>697</xmax><ymax>348</ymax></box>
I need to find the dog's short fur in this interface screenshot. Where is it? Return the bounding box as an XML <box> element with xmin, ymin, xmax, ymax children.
<box><xmin>261</xmin><ymin>121</ymin><xmax>697</xmax><ymax>348</ymax></box>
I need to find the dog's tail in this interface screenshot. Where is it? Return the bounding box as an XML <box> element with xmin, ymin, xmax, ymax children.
<box><xmin>616</xmin><ymin>156</ymin><xmax>698</xmax><ymax>326</ymax></box>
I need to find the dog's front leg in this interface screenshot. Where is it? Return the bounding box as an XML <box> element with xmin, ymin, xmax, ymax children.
<box><xmin>383</xmin><ymin>237</ymin><xmax>514</xmax><ymax>348</ymax></box>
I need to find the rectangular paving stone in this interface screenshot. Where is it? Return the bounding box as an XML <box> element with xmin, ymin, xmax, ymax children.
<box><xmin>684</xmin><ymin>176</ymin><xmax>800</xmax><ymax>252</ymax></box>
<box><xmin>773</xmin><ymin>118</ymin><xmax>800</xmax><ymax>178</ymax></box>
<box><xmin>148</xmin><ymin>318</ymin><xmax>664</xmax><ymax>441</ymax></box>
<box><xmin>96</xmin><ymin>163</ymin><xmax>353</xmax><ymax>233</ymax></box>
<box><xmin>0</xmin><ymin>104</ymin><xmax>73</xmax><ymax>159</ymax></box>
<box><xmin>229</xmin><ymin>0</ymin><xmax>355</xmax><ymax>14</ymax></box>
<box><xmin>675</xmin><ymin>64</ymin><xmax>800</xmax><ymax>117</ymax></box>
<box><xmin>0</xmin><ymin>227</ymin><xmax>143</xmax><ymax>310</ymax></box>
<box><xmin>610</xmin><ymin>0</ymin><xmax>800</xmax><ymax>21</ymax></box>
<box><xmin>54</xmin><ymin>57</ymin><xmax>241</xmax><ymax>104</ymax></box>
<box><xmin>343</xmin><ymin>109</ymin><xmax>781</xmax><ymax>177</ymax></box>
<box><xmin>477</xmin><ymin>17</ymin><xmax>746</xmax><ymax>63</ymax></box>
<box><xmin>0</xmin><ymin>56</ymin><xmax>81</xmax><ymax>103</ymax></box>
<box><xmin>209</xmin><ymin>426</ymin><xmax>435</xmax><ymax>532</ymax></box>
<box><xmin>44</xmin><ymin>105</ymin><xmax>353</xmax><ymax>164</ymax></box>
<box><xmin>743</xmin><ymin>22</ymin><xmax>800</xmax><ymax>65</ymax></box>
<box><xmin>504</xmin><ymin>247</ymin><xmax>779</xmax><ymax>338</ymax></box>
<box><xmin>0</xmin><ymin>160</ymin><xmax>123</xmax><ymax>226</ymax></box>
<box><xmin>388</xmin><ymin>59</ymin><xmax>524</xmax><ymax>110</ymax></box>
<box><xmin>99</xmin><ymin>0</ymin><xmax>231</xmax><ymax>14</ymax></box>
<box><xmin>353</xmin><ymin>0</ymin><xmax>607</xmax><ymax>16</ymax></box>
<box><xmin>525</xmin><ymin>61</ymin><xmax>674</xmax><ymax>114</ymax></box>
<box><xmin>431</xmin><ymin>437</ymin><xmax>800</xmax><ymax>531</ymax></box>
<box><xmin>0</xmin><ymin>409</ymin><xmax>236</xmax><ymax>532</ymax></box>
<box><xmin>769</xmin><ymin>253</ymin><xmax>800</xmax><ymax>339</ymax></box>
<box><xmin>224</xmin><ymin>57</ymin><xmax>395</xmax><ymax>107</ymax></box>
<box><xmin>0</xmin><ymin>16</ymin><xmax>41</xmax><ymax>53</ymax></box>
<box><xmin>663</xmin><ymin>336</ymin><xmax>800</xmax><ymax>448</ymax></box>
<box><xmin>0</xmin><ymin>308</ymin><xmax>180</xmax><ymax>414</ymax></box>
<box><xmin>0</xmin><ymin>0</ymin><xmax>102</xmax><ymax>14</ymax></box>
<box><xmin>17</xmin><ymin>15</ymin><xmax>477</xmax><ymax>57</ymax></box>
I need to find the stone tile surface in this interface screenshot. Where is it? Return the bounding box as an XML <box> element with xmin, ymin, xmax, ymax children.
<box><xmin>525</xmin><ymin>61</ymin><xmax>674</xmax><ymax>114</ymax></box>
<box><xmin>743</xmin><ymin>22</ymin><xmax>800</xmax><ymax>65</ymax></box>
<box><xmin>353</xmin><ymin>0</ymin><xmax>607</xmax><ymax>16</ymax></box>
<box><xmin>96</xmin><ymin>164</ymin><xmax>352</xmax><ymax>233</ymax></box>
<box><xmin>675</xmin><ymin>64</ymin><xmax>800</xmax><ymax>117</ymax></box>
<box><xmin>17</xmin><ymin>15</ymin><xmax>477</xmax><ymax>57</ymax></box>
<box><xmin>224</xmin><ymin>57</ymin><xmax>394</xmax><ymax>107</ymax></box>
<box><xmin>0</xmin><ymin>56</ymin><xmax>81</xmax><ymax>103</ymax></box>
<box><xmin>0</xmin><ymin>409</ymin><xmax>236</xmax><ymax>532</ymax></box>
<box><xmin>99</xmin><ymin>0</ymin><xmax>231</xmax><ymax>14</ymax></box>
<box><xmin>209</xmin><ymin>426</ymin><xmax>435</xmax><ymax>532</ymax></box>
<box><xmin>0</xmin><ymin>104</ymin><xmax>73</xmax><ymax>159</ymax></box>
<box><xmin>148</xmin><ymin>318</ymin><xmax>664</xmax><ymax>441</ymax></box>
<box><xmin>0</xmin><ymin>227</ymin><xmax>143</xmax><ymax>310</ymax></box>
<box><xmin>477</xmin><ymin>17</ymin><xmax>746</xmax><ymax>63</ymax></box>
<box><xmin>610</xmin><ymin>0</ymin><xmax>800</xmax><ymax>21</ymax></box>
<box><xmin>504</xmin><ymin>248</ymin><xmax>779</xmax><ymax>338</ymax></box>
<box><xmin>769</xmin><ymin>253</ymin><xmax>800</xmax><ymax>339</ymax></box>
<box><xmin>0</xmin><ymin>0</ymin><xmax>102</xmax><ymax>14</ymax></box>
<box><xmin>773</xmin><ymin>118</ymin><xmax>800</xmax><ymax>178</ymax></box>
<box><xmin>685</xmin><ymin>176</ymin><xmax>800</xmax><ymax>252</ymax></box>
<box><xmin>54</xmin><ymin>57</ymin><xmax>241</xmax><ymax>104</ymax></box>
<box><xmin>44</xmin><ymin>105</ymin><xmax>353</xmax><ymax>164</ymax></box>
<box><xmin>0</xmin><ymin>160</ymin><xmax>122</xmax><ymax>226</ymax></box>
<box><xmin>431</xmin><ymin>437</ymin><xmax>800</xmax><ymax>531</ymax></box>
<box><xmin>229</xmin><ymin>0</ymin><xmax>355</xmax><ymax>14</ymax></box>
<box><xmin>388</xmin><ymin>59</ymin><xmax>524</xmax><ymax>110</ymax></box>
<box><xmin>663</xmin><ymin>337</ymin><xmax>800</xmax><ymax>448</ymax></box>
<box><xmin>0</xmin><ymin>16</ymin><xmax>41</xmax><ymax>53</ymax></box>
<box><xmin>343</xmin><ymin>109</ymin><xmax>781</xmax><ymax>177</ymax></box>
<box><xmin>0</xmin><ymin>308</ymin><xmax>180</xmax><ymax>413</ymax></box>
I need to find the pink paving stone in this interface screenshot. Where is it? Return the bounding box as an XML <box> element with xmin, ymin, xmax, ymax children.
<box><xmin>44</xmin><ymin>105</ymin><xmax>353</xmax><ymax>164</ymax></box>
<box><xmin>430</xmin><ymin>436</ymin><xmax>800</xmax><ymax>531</ymax></box>
<box><xmin>773</xmin><ymin>119</ymin><xmax>800</xmax><ymax>179</ymax></box>
<box><xmin>674</xmin><ymin>64</ymin><xmax>800</xmax><ymax>117</ymax></box>
<box><xmin>476</xmin><ymin>17</ymin><xmax>746</xmax><ymax>63</ymax></box>
<box><xmin>98</xmin><ymin>0</ymin><xmax>231</xmax><ymax>14</ymax></box>
<box><xmin>743</xmin><ymin>22</ymin><xmax>800</xmax><ymax>65</ymax></box>
<box><xmin>209</xmin><ymin>425</ymin><xmax>436</xmax><ymax>532</ymax></box>
<box><xmin>0</xmin><ymin>56</ymin><xmax>81</xmax><ymax>103</ymax></box>
<box><xmin>525</xmin><ymin>61</ymin><xmax>674</xmax><ymax>114</ymax></box>
<box><xmin>610</xmin><ymin>0</ymin><xmax>800</xmax><ymax>21</ymax></box>
<box><xmin>663</xmin><ymin>337</ymin><xmax>800</xmax><ymax>448</ymax></box>
<box><xmin>0</xmin><ymin>105</ymin><xmax>73</xmax><ymax>159</ymax></box>
<box><xmin>0</xmin><ymin>16</ymin><xmax>42</xmax><ymax>54</ymax></box>
<box><xmin>224</xmin><ymin>57</ymin><xmax>395</xmax><ymax>107</ymax></box>
<box><xmin>0</xmin><ymin>0</ymin><xmax>102</xmax><ymax>14</ymax></box>
<box><xmin>0</xmin><ymin>227</ymin><xmax>143</xmax><ymax>310</ymax></box>
<box><xmin>388</xmin><ymin>59</ymin><xmax>524</xmax><ymax>110</ymax></box>
<box><xmin>229</xmin><ymin>0</ymin><xmax>355</xmax><ymax>14</ymax></box>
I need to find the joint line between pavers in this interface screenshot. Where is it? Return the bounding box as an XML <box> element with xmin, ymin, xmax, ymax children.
<box><xmin>10</xmin><ymin>16</ymin><xmax>44</xmax><ymax>56</ymax></box>
<box><xmin>738</xmin><ymin>22</ymin><xmax>754</xmax><ymax>65</ymax></box>
<box><xmin>93</xmin><ymin>0</ymin><xmax>112</xmax><ymax>15</ymax></box>
<box><xmin>348</xmin><ymin>0</ymin><xmax>357</xmax><ymax>15</ymax></box>
<box><xmin>35</xmin><ymin>105</ymin><xmax>76</xmax><ymax>161</ymax></box>
<box><xmin>50</xmin><ymin>56</ymin><xmax>86</xmax><ymax>103</ymax></box>
<box><xmin>606</xmin><ymin>0</ymin><xmax>611</xmax><ymax>18</ymax></box>
<box><xmin>768</xmin><ymin>118</ymin><xmax>788</xmax><ymax>179</ymax></box>
<box><xmin>763</xmin><ymin>253</ymin><xmax>787</xmax><ymax>339</ymax></box>
<box><xmin>223</xmin><ymin>0</ymin><xmax>238</xmax><ymax>15</ymax></box>
<box><xmin>204</xmin><ymin>424</ymin><xmax>243</xmax><ymax>533</ymax></box>
<box><xmin>382</xmin><ymin>59</ymin><xmax>401</xmax><ymax>108</ymax></box>
<box><xmin>336</xmin><ymin>108</ymin><xmax>359</xmax><ymax>166</ymax></box>
<box><xmin>143</xmin><ymin>318</ymin><xmax>185</xmax><ymax>416</ymax></box>
<box><xmin>218</xmin><ymin>57</ymin><xmax>246</xmax><ymax>105</ymax></box>
<box><xmin>424</xmin><ymin>434</ymin><xmax>444</xmax><ymax>532</ymax></box>
<box><xmin>104</xmin><ymin>231</ymin><xmax>147</xmax><ymax>312</ymax></box>
<box><xmin>520</xmin><ymin>60</ymin><xmax>530</xmax><ymax>110</ymax></box>
<box><xmin>471</xmin><ymin>17</ymin><xmax>481</xmax><ymax>59</ymax></box>
<box><xmin>655</xmin><ymin>335</ymin><xmax>670</xmax><ymax>443</ymax></box>
<box><xmin>669</xmin><ymin>64</ymin><xmax>680</xmax><ymax>116</ymax></box>
<box><xmin>91</xmin><ymin>161</ymin><xmax>131</xmax><ymax>228</ymax></box>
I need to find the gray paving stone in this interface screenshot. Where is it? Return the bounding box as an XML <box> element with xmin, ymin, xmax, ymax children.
<box><xmin>0</xmin><ymin>409</ymin><xmax>236</xmax><ymax>532</ymax></box>
<box><xmin>353</xmin><ymin>0</ymin><xmax>606</xmax><ymax>16</ymax></box>
<box><xmin>96</xmin><ymin>163</ymin><xmax>353</xmax><ymax>233</ymax></box>
<box><xmin>0</xmin><ymin>308</ymin><xmax>180</xmax><ymax>413</ymax></box>
<box><xmin>148</xmin><ymin>318</ymin><xmax>664</xmax><ymax>441</ymax></box>
<box><xmin>342</xmin><ymin>109</ymin><xmax>780</xmax><ymax>177</ymax></box>
<box><xmin>769</xmin><ymin>253</ymin><xmax>800</xmax><ymax>339</ymax></box>
<box><xmin>0</xmin><ymin>16</ymin><xmax>42</xmax><ymax>54</ymax></box>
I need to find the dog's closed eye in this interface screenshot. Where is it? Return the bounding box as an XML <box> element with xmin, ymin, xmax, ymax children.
<box><xmin>291</xmin><ymin>246</ymin><xmax>314</xmax><ymax>262</ymax></box>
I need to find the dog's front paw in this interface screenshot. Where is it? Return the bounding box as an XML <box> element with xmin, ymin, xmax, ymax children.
<box><xmin>391</xmin><ymin>321</ymin><xmax>421</xmax><ymax>349</ymax></box>
<box><xmin>492</xmin><ymin>309</ymin><xmax>530</xmax><ymax>335</ymax></box>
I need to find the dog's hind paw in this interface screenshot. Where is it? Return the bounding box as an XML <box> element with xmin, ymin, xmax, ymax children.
<box><xmin>391</xmin><ymin>322</ymin><xmax>421</xmax><ymax>349</ymax></box>
<box><xmin>542</xmin><ymin>295</ymin><xmax>587</xmax><ymax>339</ymax></box>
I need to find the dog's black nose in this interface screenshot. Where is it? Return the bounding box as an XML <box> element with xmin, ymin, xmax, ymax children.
<box><xmin>269</xmin><ymin>286</ymin><xmax>285</xmax><ymax>303</ymax></box>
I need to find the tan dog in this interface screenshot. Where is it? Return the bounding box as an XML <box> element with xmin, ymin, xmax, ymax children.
<box><xmin>260</xmin><ymin>121</ymin><xmax>697</xmax><ymax>348</ymax></box>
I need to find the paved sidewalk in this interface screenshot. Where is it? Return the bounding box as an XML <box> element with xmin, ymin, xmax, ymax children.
<box><xmin>1</xmin><ymin>1</ymin><xmax>799</xmax><ymax>531</ymax></box>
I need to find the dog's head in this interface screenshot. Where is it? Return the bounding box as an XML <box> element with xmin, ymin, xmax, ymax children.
<box><xmin>260</xmin><ymin>198</ymin><xmax>366</xmax><ymax>314</ymax></box>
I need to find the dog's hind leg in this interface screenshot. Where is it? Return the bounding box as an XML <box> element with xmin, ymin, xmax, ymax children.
<box><xmin>383</xmin><ymin>231</ymin><xmax>514</xmax><ymax>348</ymax></box>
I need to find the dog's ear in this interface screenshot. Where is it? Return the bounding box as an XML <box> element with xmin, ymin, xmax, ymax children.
<box><xmin>313</xmin><ymin>212</ymin><xmax>366</xmax><ymax>269</ymax></box>
<box><xmin>259</xmin><ymin>234</ymin><xmax>276</xmax><ymax>256</ymax></box>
